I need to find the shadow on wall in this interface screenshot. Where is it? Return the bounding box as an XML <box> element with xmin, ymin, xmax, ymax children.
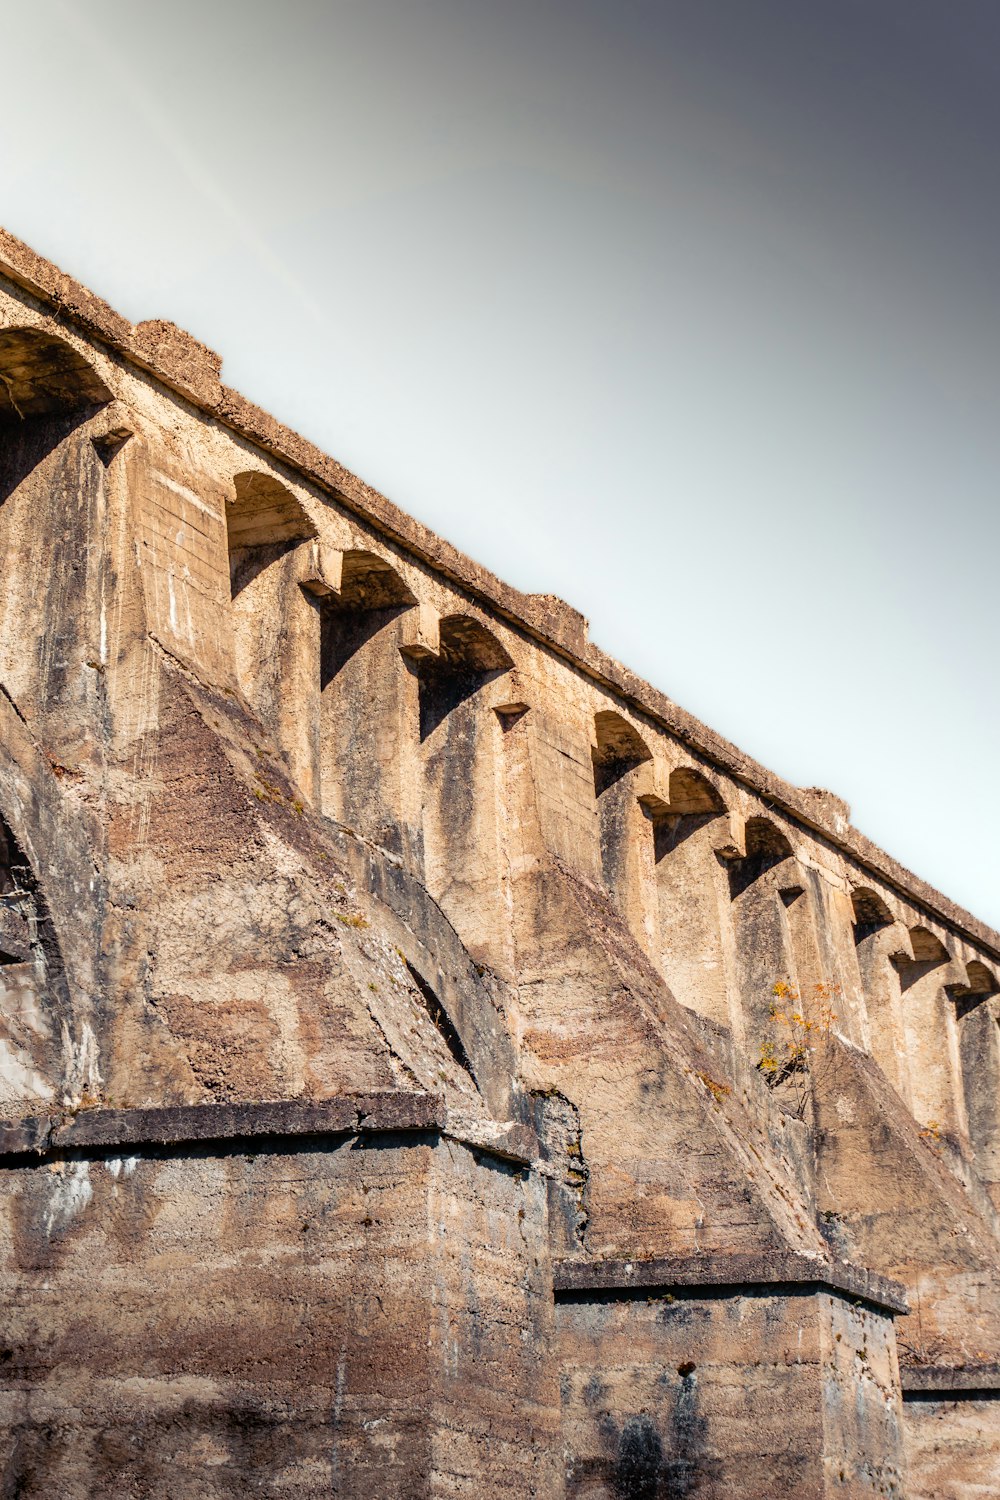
<box><xmin>0</xmin><ymin>328</ymin><xmax>111</xmax><ymax>501</ymax></box>
<box><xmin>417</xmin><ymin>615</ymin><xmax>512</xmax><ymax>741</ymax></box>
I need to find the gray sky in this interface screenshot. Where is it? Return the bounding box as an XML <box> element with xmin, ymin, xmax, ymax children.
<box><xmin>2</xmin><ymin>0</ymin><xmax>998</xmax><ymax>925</ymax></box>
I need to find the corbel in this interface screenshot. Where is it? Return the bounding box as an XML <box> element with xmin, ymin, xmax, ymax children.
<box><xmin>298</xmin><ymin>541</ymin><xmax>344</xmax><ymax>599</ymax></box>
<box><xmin>399</xmin><ymin>602</ymin><xmax>442</xmax><ymax>663</ymax></box>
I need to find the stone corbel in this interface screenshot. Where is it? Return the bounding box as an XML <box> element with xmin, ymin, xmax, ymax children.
<box><xmin>776</xmin><ymin>855</ymin><xmax>809</xmax><ymax>906</ymax></box>
<box><xmin>633</xmin><ymin>760</ymin><xmax>671</xmax><ymax>818</ymax></box>
<box><xmin>298</xmin><ymin>541</ymin><xmax>344</xmax><ymax>599</ymax></box>
<box><xmin>89</xmin><ymin>400</ymin><xmax>135</xmax><ymax>466</ymax></box>
<box><xmin>398</xmin><ymin>602</ymin><xmax>441</xmax><ymax>663</ymax></box>
<box><xmin>490</xmin><ymin>670</ymin><xmax>532</xmax><ymax>725</ymax></box>
<box><xmin>710</xmin><ymin>811</ymin><xmax>746</xmax><ymax>863</ymax></box>
<box><xmin>878</xmin><ymin>920</ymin><xmax>914</xmax><ymax>967</ymax></box>
<box><xmin>633</xmin><ymin>764</ymin><xmax>744</xmax><ymax>859</ymax></box>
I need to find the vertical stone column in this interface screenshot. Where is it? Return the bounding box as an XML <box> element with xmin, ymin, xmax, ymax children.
<box><xmin>225</xmin><ymin>472</ymin><xmax>322</xmax><ymax>799</ymax></box>
<box><xmin>638</xmin><ymin>766</ymin><xmax>739</xmax><ymax>1035</ymax></box>
<box><xmin>314</xmin><ymin>549</ymin><xmax>420</xmax><ymax>859</ymax></box>
<box><xmin>850</xmin><ymin>891</ymin><xmax>914</xmax><ymax>1108</ymax></box>
<box><xmin>412</xmin><ymin>614</ymin><xmax>513</xmax><ymax>970</ymax></box>
<box><xmin>958</xmin><ymin>976</ymin><xmax>1000</xmax><ymax>1206</ymax></box>
<box><xmin>895</xmin><ymin>928</ymin><xmax>970</xmax><ymax>1141</ymax></box>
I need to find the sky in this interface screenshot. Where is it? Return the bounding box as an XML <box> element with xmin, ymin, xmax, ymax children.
<box><xmin>1</xmin><ymin>0</ymin><xmax>998</xmax><ymax>926</ymax></box>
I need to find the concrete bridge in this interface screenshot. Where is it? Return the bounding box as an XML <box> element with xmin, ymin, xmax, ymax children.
<box><xmin>0</xmin><ymin>229</ymin><xmax>997</xmax><ymax>1496</ymax></box>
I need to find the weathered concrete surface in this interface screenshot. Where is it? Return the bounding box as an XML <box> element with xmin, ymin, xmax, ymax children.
<box><xmin>0</xmin><ymin>1131</ymin><xmax>559</xmax><ymax>1498</ymax></box>
<box><xmin>557</xmin><ymin>1287</ymin><xmax>906</xmax><ymax>1498</ymax></box>
<box><xmin>0</xmin><ymin>232</ymin><xmax>998</xmax><ymax>1494</ymax></box>
<box><xmin>903</xmin><ymin>1395</ymin><xmax>1000</xmax><ymax>1500</ymax></box>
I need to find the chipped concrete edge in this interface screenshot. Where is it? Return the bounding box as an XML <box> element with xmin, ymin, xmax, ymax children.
<box><xmin>1</xmin><ymin>226</ymin><xmax>997</xmax><ymax>960</ymax></box>
<box><xmin>553</xmin><ymin>1252</ymin><xmax>909</xmax><ymax>1317</ymax></box>
<box><xmin>0</xmin><ymin>1094</ymin><xmax>538</xmax><ymax>1168</ymax></box>
<box><xmin>901</xmin><ymin>1363</ymin><xmax>1000</xmax><ymax>1396</ymax></box>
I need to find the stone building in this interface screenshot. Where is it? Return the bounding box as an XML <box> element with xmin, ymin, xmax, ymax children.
<box><xmin>0</xmin><ymin>228</ymin><xmax>997</xmax><ymax>1498</ymax></box>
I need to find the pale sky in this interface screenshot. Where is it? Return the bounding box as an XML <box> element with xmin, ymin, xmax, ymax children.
<box><xmin>2</xmin><ymin>0</ymin><xmax>998</xmax><ymax>926</ymax></box>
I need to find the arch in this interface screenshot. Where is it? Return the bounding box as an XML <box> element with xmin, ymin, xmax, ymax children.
<box><xmin>851</xmin><ymin>887</ymin><xmax>894</xmax><ymax>941</ymax></box>
<box><xmin>951</xmin><ymin>959</ymin><xmax>999</xmax><ymax>1019</ymax></box>
<box><xmin>957</xmin><ymin>960</ymin><xmax>1000</xmax><ymax>1194</ymax></box>
<box><xmin>965</xmin><ymin>960</ymin><xmax>999</xmax><ymax>997</ymax></box>
<box><xmin>227</xmin><ymin>471</ymin><xmax>317</xmax><ymax>595</ymax></box>
<box><xmin>727</xmin><ymin>817</ymin><xmax>794</xmax><ymax>901</ymax></box>
<box><xmin>905</xmin><ymin>926</ymin><xmax>950</xmax><ymax>972</ymax></box>
<box><xmin>418</xmin><ymin>614</ymin><xmax>512</xmax><ymax>742</ymax></box>
<box><xmin>321</xmin><ymin>550</ymin><xmax>417</xmax><ymax>684</ymax></box>
<box><xmin>894</xmin><ymin>926</ymin><xmax>965</xmax><ymax>1137</ymax></box>
<box><xmin>415</xmin><ymin>614</ymin><xmax>513</xmax><ymax>964</ymax></box>
<box><xmin>588</xmin><ymin>712</ymin><xmax>656</xmax><ymax>954</ymax></box>
<box><xmin>592</xmin><ymin>710</ymin><xmax>652</xmax><ymax>795</ymax></box>
<box><xmin>667</xmin><ymin>767</ymin><xmax>726</xmax><ymax>816</ymax></box>
<box><xmin>225</xmin><ymin>472</ymin><xmax>321</xmax><ymax>794</ymax></box>
<box><xmin>645</xmin><ymin>768</ymin><xmax>732</xmax><ymax>1029</ymax></box>
<box><xmin>338</xmin><ymin>550</ymin><xmax>417</xmax><ymax>611</ymax></box>
<box><xmin>0</xmin><ymin>329</ymin><xmax>112</xmax><ymax>504</ymax></box>
<box><xmin>0</xmin><ymin>328</ymin><xmax>111</xmax><ymax>423</ymax></box>
<box><xmin>438</xmin><ymin>614</ymin><xmax>513</xmax><ymax>672</ymax></box>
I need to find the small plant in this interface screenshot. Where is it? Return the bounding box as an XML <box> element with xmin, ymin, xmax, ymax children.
<box><xmin>335</xmin><ymin>912</ymin><xmax>369</xmax><ymax>930</ymax></box>
<box><xmin>694</xmin><ymin>1070</ymin><xmax>731</xmax><ymax>1106</ymax></box>
<box><xmin>757</xmin><ymin>980</ymin><xmax>839</xmax><ymax>1119</ymax></box>
<box><xmin>919</xmin><ymin>1119</ymin><xmax>943</xmax><ymax>1151</ymax></box>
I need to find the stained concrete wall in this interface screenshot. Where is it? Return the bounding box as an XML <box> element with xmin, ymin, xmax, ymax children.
<box><xmin>557</xmin><ymin>1287</ymin><xmax>905</xmax><ymax>1499</ymax></box>
<box><xmin>0</xmin><ymin>1123</ymin><xmax>558</xmax><ymax>1499</ymax></box>
<box><xmin>0</xmin><ymin>236</ymin><xmax>998</xmax><ymax>1495</ymax></box>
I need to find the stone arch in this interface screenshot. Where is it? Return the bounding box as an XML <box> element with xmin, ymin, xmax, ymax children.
<box><xmin>591</xmin><ymin>710</ymin><xmax>652</xmax><ymax>794</ymax></box>
<box><xmin>903</xmin><ymin>926</ymin><xmax>950</xmax><ymax>973</ymax></box>
<box><xmin>956</xmin><ymin>959</ymin><xmax>1000</xmax><ymax>1014</ymax></box>
<box><xmin>225</xmin><ymin>472</ymin><xmax>320</xmax><ymax>795</ymax></box>
<box><xmin>418</xmin><ymin>614</ymin><xmax>513</xmax><ymax>742</ymax></box>
<box><xmin>0</xmin><ymin>327</ymin><xmax>111</xmax><ymax>423</ymax></box>
<box><xmin>226</xmin><ymin>471</ymin><xmax>317</xmax><ymax>596</ymax></box>
<box><xmin>415</xmin><ymin>613</ymin><xmax>513</xmax><ymax>965</ymax></box>
<box><xmin>0</xmin><ymin>327</ymin><xmax>112</xmax><ymax>503</ymax></box>
<box><xmin>319</xmin><ymin>550</ymin><xmax>418</xmax><ymax>855</ymax></box>
<box><xmin>727</xmin><ymin>817</ymin><xmax>794</xmax><ymax>900</ymax></box>
<box><xmin>851</xmin><ymin>887</ymin><xmax>894</xmax><ymax>939</ymax></box>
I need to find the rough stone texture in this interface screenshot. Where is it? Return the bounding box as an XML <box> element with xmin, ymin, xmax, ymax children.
<box><xmin>0</xmin><ymin>231</ymin><xmax>998</xmax><ymax>1494</ymax></box>
<box><xmin>557</xmin><ymin>1287</ymin><xmax>905</xmax><ymax>1498</ymax></box>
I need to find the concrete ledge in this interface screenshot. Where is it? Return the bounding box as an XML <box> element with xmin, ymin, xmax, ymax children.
<box><xmin>0</xmin><ymin>1095</ymin><xmax>537</xmax><ymax>1167</ymax></box>
<box><xmin>553</xmin><ymin>1252</ymin><xmax>909</xmax><ymax>1317</ymax></box>
<box><xmin>902</xmin><ymin>1363</ymin><xmax>1000</xmax><ymax>1397</ymax></box>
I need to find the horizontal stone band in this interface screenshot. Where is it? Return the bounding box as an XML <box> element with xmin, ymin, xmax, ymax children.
<box><xmin>553</xmin><ymin>1251</ymin><xmax>909</xmax><ymax>1316</ymax></box>
<box><xmin>0</xmin><ymin>1094</ymin><xmax>537</xmax><ymax>1167</ymax></box>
